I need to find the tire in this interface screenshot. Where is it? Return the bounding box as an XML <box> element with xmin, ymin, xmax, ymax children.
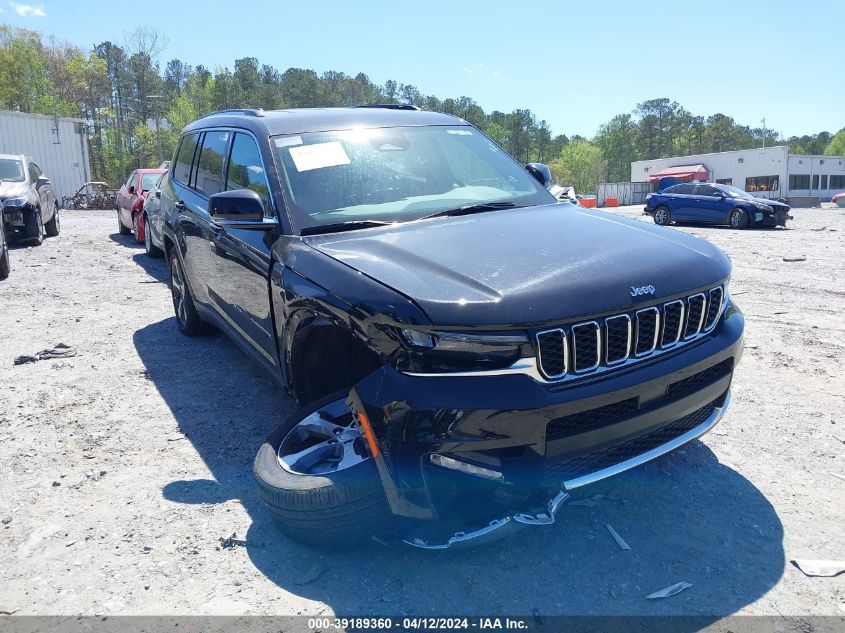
<box><xmin>168</xmin><ymin>251</ymin><xmax>211</xmax><ymax>336</ymax></box>
<box><xmin>132</xmin><ymin>212</ymin><xmax>142</xmax><ymax>242</ymax></box>
<box><xmin>254</xmin><ymin>391</ymin><xmax>393</xmax><ymax>548</ymax></box>
<box><xmin>0</xmin><ymin>243</ymin><xmax>10</xmax><ymax>280</ymax></box>
<box><xmin>729</xmin><ymin>207</ymin><xmax>749</xmax><ymax>229</ymax></box>
<box><xmin>118</xmin><ymin>211</ymin><xmax>131</xmax><ymax>235</ymax></box>
<box><xmin>653</xmin><ymin>206</ymin><xmax>671</xmax><ymax>226</ymax></box>
<box><xmin>44</xmin><ymin>205</ymin><xmax>60</xmax><ymax>237</ymax></box>
<box><xmin>143</xmin><ymin>214</ymin><xmax>162</xmax><ymax>258</ymax></box>
<box><xmin>25</xmin><ymin>208</ymin><xmax>44</xmax><ymax>246</ymax></box>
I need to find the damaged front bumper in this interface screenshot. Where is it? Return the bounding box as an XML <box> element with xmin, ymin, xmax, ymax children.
<box><xmin>347</xmin><ymin>304</ymin><xmax>743</xmax><ymax>549</ymax></box>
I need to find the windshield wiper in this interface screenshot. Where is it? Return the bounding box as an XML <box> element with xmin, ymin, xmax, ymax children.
<box><xmin>300</xmin><ymin>220</ymin><xmax>395</xmax><ymax>236</ymax></box>
<box><xmin>418</xmin><ymin>201</ymin><xmax>516</xmax><ymax>221</ymax></box>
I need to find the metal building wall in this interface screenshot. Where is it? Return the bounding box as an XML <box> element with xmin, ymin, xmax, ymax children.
<box><xmin>0</xmin><ymin>110</ymin><xmax>91</xmax><ymax>202</ymax></box>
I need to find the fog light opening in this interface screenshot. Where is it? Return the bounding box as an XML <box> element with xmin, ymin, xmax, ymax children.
<box><xmin>430</xmin><ymin>454</ymin><xmax>503</xmax><ymax>480</ymax></box>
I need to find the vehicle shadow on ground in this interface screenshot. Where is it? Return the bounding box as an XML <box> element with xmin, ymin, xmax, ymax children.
<box><xmin>131</xmin><ymin>252</ymin><xmax>168</xmax><ymax>283</ymax></box>
<box><xmin>134</xmin><ymin>317</ymin><xmax>784</xmax><ymax>618</ymax></box>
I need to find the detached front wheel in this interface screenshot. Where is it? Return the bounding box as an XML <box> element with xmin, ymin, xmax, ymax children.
<box><xmin>254</xmin><ymin>391</ymin><xmax>392</xmax><ymax>548</ymax></box>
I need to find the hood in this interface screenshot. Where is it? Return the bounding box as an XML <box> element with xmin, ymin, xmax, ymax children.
<box><xmin>304</xmin><ymin>205</ymin><xmax>731</xmax><ymax>327</ymax></box>
<box><xmin>751</xmin><ymin>196</ymin><xmax>788</xmax><ymax>209</ymax></box>
<box><xmin>0</xmin><ymin>181</ymin><xmax>29</xmax><ymax>201</ymax></box>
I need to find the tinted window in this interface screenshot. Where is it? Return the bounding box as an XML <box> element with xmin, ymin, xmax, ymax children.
<box><xmin>173</xmin><ymin>133</ymin><xmax>200</xmax><ymax>185</ymax></box>
<box><xmin>746</xmin><ymin>175</ymin><xmax>779</xmax><ymax>192</ymax></box>
<box><xmin>697</xmin><ymin>185</ymin><xmax>720</xmax><ymax>197</ymax></box>
<box><xmin>673</xmin><ymin>184</ymin><xmax>696</xmax><ymax>195</ymax></box>
<box><xmin>28</xmin><ymin>163</ymin><xmax>41</xmax><ymax>182</ymax></box>
<box><xmin>195</xmin><ymin>130</ymin><xmax>230</xmax><ymax>197</ymax></box>
<box><xmin>226</xmin><ymin>133</ymin><xmax>271</xmax><ymax>211</ymax></box>
<box><xmin>788</xmin><ymin>174</ymin><xmax>810</xmax><ymax>190</ymax></box>
<box><xmin>831</xmin><ymin>175</ymin><xmax>845</xmax><ymax>189</ymax></box>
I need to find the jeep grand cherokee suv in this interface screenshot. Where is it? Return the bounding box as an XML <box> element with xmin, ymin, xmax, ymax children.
<box><xmin>158</xmin><ymin>106</ymin><xmax>743</xmax><ymax>548</ymax></box>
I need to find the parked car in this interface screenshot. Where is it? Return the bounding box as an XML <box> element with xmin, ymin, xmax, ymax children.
<box><xmin>116</xmin><ymin>168</ymin><xmax>167</xmax><ymax>242</ymax></box>
<box><xmin>158</xmin><ymin>107</ymin><xmax>743</xmax><ymax>549</ymax></box>
<box><xmin>0</xmin><ymin>153</ymin><xmax>60</xmax><ymax>245</ymax></box>
<box><xmin>645</xmin><ymin>182</ymin><xmax>791</xmax><ymax>229</ymax></box>
<box><xmin>0</xmin><ymin>200</ymin><xmax>9</xmax><ymax>279</ymax></box>
<box><xmin>140</xmin><ymin>173</ymin><xmax>165</xmax><ymax>257</ymax></box>
<box><xmin>833</xmin><ymin>192</ymin><xmax>845</xmax><ymax>208</ymax></box>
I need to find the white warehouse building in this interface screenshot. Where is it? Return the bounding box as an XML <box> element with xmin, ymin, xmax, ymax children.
<box><xmin>0</xmin><ymin>109</ymin><xmax>92</xmax><ymax>201</ymax></box>
<box><xmin>630</xmin><ymin>145</ymin><xmax>845</xmax><ymax>206</ymax></box>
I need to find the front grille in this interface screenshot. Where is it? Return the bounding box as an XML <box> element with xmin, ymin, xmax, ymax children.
<box><xmin>684</xmin><ymin>294</ymin><xmax>706</xmax><ymax>338</ymax></box>
<box><xmin>572</xmin><ymin>322</ymin><xmax>600</xmax><ymax>372</ymax></box>
<box><xmin>546</xmin><ymin>400</ymin><xmax>718</xmax><ymax>482</ymax></box>
<box><xmin>547</xmin><ymin>397</ymin><xmax>639</xmax><ymax>438</ymax></box>
<box><xmin>666</xmin><ymin>358</ymin><xmax>733</xmax><ymax>401</ymax></box>
<box><xmin>534</xmin><ymin>285</ymin><xmax>725</xmax><ymax>382</ymax></box>
<box><xmin>536</xmin><ymin>329</ymin><xmax>567</xmax><ymax>377</ymax></box>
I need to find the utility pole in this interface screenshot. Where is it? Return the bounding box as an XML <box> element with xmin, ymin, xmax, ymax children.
<box><xmin>761</xmin><ymin>117</ymin><xmax>766</xmax><ymax>149</ymax></box>
<box><xmin>148</xmin><ymin>95</ymin><xmax>164</xmax><ymax>164</ymax></box>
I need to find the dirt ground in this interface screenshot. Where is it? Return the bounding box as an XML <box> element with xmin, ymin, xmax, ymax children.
<box><xmin>0</xmin><ymin>204</ymin><xmax>843</xmax><ymax>618</ymax></box>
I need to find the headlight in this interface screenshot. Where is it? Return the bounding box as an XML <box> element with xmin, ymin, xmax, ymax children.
<box><xmin>2</xmin><ymin>196</ymin><xmax>27</xmax><ymax>208</ymax></box>
<box><xmin>752</xmin><ymin>201</ymin><xmax>772</xmax><ymax>212</ymax></box>
<box><xmin>395</xmin><ymin>329</ymin><xmax>531</xmax><ymax>373</ymax></box>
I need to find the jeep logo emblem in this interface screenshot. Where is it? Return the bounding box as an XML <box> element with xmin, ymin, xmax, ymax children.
<box><xmin>630</xmin><ymin>285</ymin><xmax>656</xmax><ymax>297</ymax></box>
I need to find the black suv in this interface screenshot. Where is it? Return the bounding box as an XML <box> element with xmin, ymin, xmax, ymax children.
<box><xmin>158</xmin><ymin>106</ymin><xmax>744</xmax><ymax>548</ymax></box>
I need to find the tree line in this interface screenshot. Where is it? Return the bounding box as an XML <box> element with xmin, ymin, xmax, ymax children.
<box><xmin>1</xmin><ymin>24</ymin><xmax>843</xmax><ymax>195</ymax></box>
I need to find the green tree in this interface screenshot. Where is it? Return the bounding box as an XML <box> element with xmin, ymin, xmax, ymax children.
<box><xmin>595</xmin><ymin>114</ymin><xmax>639</xmax><ymax>182</ymax></box>
<box><xmin>549</xmin><ymin>140</ymin><xmax>606</xmax><ymax>195</ymax></box>
<box><xmin>824</xmin><ymin>130</ymin><xmax>845</xmax><ymax>156</ymax></box>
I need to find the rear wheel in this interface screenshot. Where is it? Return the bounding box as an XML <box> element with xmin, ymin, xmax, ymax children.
<box><xmin>653</xmin><ymin>206</ymin><xmax>671</xmax><ymax>226</ymax></box>
<box><xmin>132</xmin><ymin>212</ymin><xmax>142</xmax><ymax>242</ymax></box>
<box><xmin>729</xmin><ymin>207</ymin><xmax>749</xmax><ymax>229</ymax></box>
<box><xmin>143</xmin><ymin>213</ymin><xmax>162</xmax><ymax>257</ymax></box>
<box><xmin>44</xmin><ymin>204</ymin><xmax>60</xmax><ymax>237</ymax></box>
<box><xmin>254</xmin><ymin>391</ymin><xmax>392</xmax><ymax>548</ymax></box>
<box><xmin>118</xmin><ymin>211</ymin><xmax>130</xmax><ymax>235</ymax></box>
<box><xmin>168</xmin><ymin>251</ymin><xmax>211</xmax><ymax>336</ymax></box>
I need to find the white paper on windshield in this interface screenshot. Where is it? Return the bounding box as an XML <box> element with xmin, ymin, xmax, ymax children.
<box><xmin>289</xmin><ymin>141</ymin><xmax>350</xmax><ymax>172</ymax></box>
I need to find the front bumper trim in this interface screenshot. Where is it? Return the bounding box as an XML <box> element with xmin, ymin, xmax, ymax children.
<box><xmin>562</xmin><ymin>393</ymin><xmax>730</xmax><ymax>490</ymax></box>
<box><xmin>404</xmin><ymin>489</ymin><xmax>570</xmax><ymax>550</ymax></box>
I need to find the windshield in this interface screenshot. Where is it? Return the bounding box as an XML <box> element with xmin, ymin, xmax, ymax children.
<box><xmin>719</xmin><ymin>184</ymin><xmax>754</xmax><ymax>199</ymax></box>
<box><xmin>273</xmin><ymin>126</ymin><xmax>554</xmax><ymax>231</ymax></box>
<box><xmin>0</xmin><ymin>158</ymin><xmax>25</xmax><ymax>183</ymax></box>
<box><xmin>141</xmin><ymin>172</ymin><xmax>161</xmax><ymax>191</ymax></box>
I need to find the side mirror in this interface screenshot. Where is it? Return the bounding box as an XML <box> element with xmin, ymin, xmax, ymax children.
<box><xmin>525</xmin><ymin>163</ymin><xmax>552</xmax><ymax>188</ymax></box>
<box><xmin>127</xmin><ymin>185</ymin><xmax>136</xmax><ymax>195</ymax></box>
<box><xmin>36</xmin><ymin>175</ymin><xmax>49</xmax><ymax>186</ymax></box>
<box><xmin>155</xmin><ymin>190</ymin><xmax>161</xmax><ymax>199</ymax></box>
<box><xmin>209</xmin><ymin>189</ymin><xmax>278</xmax><ymax>230</ymax></box>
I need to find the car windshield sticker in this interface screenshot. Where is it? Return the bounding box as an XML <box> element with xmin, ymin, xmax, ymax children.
<box><xmin>274</xmin><ymin>135</ymin><xmax>303</xmax><ymax>148</ymax></box>
<box><xmin>289</xmin><ymin>141</ymin><xmax>351</xmax><ymax>172</ymax></box>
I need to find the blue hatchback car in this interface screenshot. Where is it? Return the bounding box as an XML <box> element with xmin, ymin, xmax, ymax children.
<box><xmin>644</xmin><ymin>182</ymin><xmax>791</xmax><ymax>229</ymax></box>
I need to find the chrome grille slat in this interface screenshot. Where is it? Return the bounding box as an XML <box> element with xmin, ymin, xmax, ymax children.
<box><xmin>534</xmin><ymin>285</ymin><xmax>726</xmax><ymax>382</ymax></box>
<box><xmin>571</xmin><ymin>321</ymin><xmax>601</xmax><ymax>373</ymax></box>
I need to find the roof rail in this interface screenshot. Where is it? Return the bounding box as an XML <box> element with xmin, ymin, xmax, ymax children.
<box><xmin>354</xmin><ymin>103</ymin><xmax>421</xmax><ymax>111</ymax></box>
<box><xmin>200</xmin><ymin>108</ymin><xmax>266</xmax><ymax>119</ymax></box>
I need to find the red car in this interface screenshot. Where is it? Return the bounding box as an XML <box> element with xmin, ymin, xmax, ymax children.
<box><xmin>116</xmin><ymin>168</ymin><xmax>166</xmax><ymax>242</ymax></box>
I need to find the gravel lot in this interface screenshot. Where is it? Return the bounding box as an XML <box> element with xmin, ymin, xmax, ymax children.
<box><xmin>0</xmin><ymin>205</ymin><xmax>843</xmax><ymax>617</ymax></box>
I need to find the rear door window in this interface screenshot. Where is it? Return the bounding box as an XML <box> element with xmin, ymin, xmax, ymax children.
<box><xmin>226</xmin><ymin>133</ymin><xmax>271</xmax><ymax>212</ymax></box>
<box><xmin>673</xmin><ymin>184</ymin><xmax>696</xmax><ymax>195</ymax></box>
<box><xmin>195</xmin><ymin>130</ymin><xmax>230</xmax><ymax>197</ymax></box>
<box><xmin>173</xmin><ymin>133</ymin><xmax>201</xmax><ymax>186</ymax></box>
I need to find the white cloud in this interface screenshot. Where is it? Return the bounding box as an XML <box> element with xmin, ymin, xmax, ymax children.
<box><xmin>10</xmin><ymin>2</ymin><xmax>47</xmax><ymax>17</ymax></box>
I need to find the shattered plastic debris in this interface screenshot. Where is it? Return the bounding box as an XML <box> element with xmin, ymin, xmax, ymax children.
<box><xmin>218</xmin><ymin>533</ymin><xmax>248</xmax><ymax>549</ymax></box>
<box><xmin>792</xmin><ymin>560</ymin><xmax>845</xmax><ymax>577</ymax></box>
<box><xmin>13</xmin><ymin>343</ymin><xmax>76</xmax><ymax>365</ymax></box>
<box><xmin>646</xmin><ymin>582</ymin><xmax>693</xmax><ymax>599</ymax></box>
<box><xmin>606</xmin><ymin>524</ymin><xmax>631</xmax><ymax>551</ymax></box>
<box><xmin>782</xmin><ymin>257</ymin><xmax>807</xmax><ymax>262</ymax></box>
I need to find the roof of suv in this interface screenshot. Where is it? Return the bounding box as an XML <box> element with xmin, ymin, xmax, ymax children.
<box><xmin>183</xmin><ymin>107</ymin><xmax>466</xmax><ymax>136</ymax></box>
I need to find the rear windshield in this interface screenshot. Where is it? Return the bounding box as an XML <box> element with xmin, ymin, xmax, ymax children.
<box><xmin>141</xmin><ymin>172</ymin><xmax>161</xmax><ymax>191</ymax></box>
<box><xmin>273</xmin><ymin>125</ymin><xmax>554</xmax><ymax>231</ymax></box>
<box><xmin>0</xmin><ymin>158</ymin><xmax>25</xmax><ymax>183</ymax></box>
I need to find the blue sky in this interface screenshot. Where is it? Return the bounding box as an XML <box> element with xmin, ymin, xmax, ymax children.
<box><xmin>2</xmin><ymin>0</ymin><xmax>843</xmax><ymax>139</ymax></box>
